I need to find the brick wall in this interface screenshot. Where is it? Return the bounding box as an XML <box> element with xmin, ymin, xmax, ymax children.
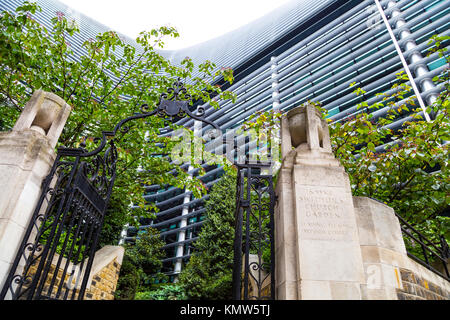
<box><xmin>397</xmin><ymin>268</ymin><xmax>449</xmax><ymax>300</ymax></box>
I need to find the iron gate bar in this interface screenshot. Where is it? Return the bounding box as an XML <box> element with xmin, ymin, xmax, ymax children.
<box><xmin>243</xmin><ymin>165</ymin><xmax>251</xmax><ymax>300</ymax></box>
<box><xmin>52</xmin><ymin>188</ymin><xmax>87</xmax><ymax>299</ymax></box>
<box><xmin>32</xmin><ymin>160</ymin><xmax>81</xmax><ymax>300</ymax></box>
<box><xmin>232</xmin><ymin>167</ymin><xmax>244</xmax><ymax>300</ymax></box>
<box><xmin>232</xmin><ymin>162</ymin><xmax>275</xmax><ymax>300</ymax></box>
<box><xmin>369</xmin><ymin>197</ymin><xmax>450</xmax><ymax>281</ymax></box>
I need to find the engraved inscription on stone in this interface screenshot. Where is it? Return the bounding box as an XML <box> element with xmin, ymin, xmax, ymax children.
<box><xmin>297</xmin><ymin>187</ymin><xmax>355</xmax><ymax>241</ymax></box>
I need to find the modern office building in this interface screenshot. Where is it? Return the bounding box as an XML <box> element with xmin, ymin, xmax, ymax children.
<box><xmin>1</xmin><ymin>0</ymin><xmax>448</xmax><ymax>281</ymax></box>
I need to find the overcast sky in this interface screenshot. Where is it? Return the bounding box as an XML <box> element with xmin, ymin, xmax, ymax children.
<box><xmin>58</xmin><ymin>0</ymin><xmax>292</xmax><ymax>50</ymax></box>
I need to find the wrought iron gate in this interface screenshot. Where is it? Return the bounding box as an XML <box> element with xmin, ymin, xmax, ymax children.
<box><xmin>0</xmin><ymin>139</ymin><xmax>118</xmax><ymax>300</ymax></box>
<box><xmin>232</xmin><ymin>162</ymin><xmax>276</xmax><ymax>300</ymax></box>
<box><xmin>0</xmin><ymin>79</ymin><xmax>221</xmax><ymax>300</ymax></box>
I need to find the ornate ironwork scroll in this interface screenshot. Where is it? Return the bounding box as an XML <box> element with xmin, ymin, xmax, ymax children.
<box><xmin>232</xmin><ymin>162</ymin><xmax>275</xmax><ymax>300</ymax></box>
<box><xmin>157</xmin><ymin>78</ymin><xmax>220</xmax><ymax>132</ymax></box>
<box><xmin>0</xmin><ymin>78</ymin><xmax>221</xmax><ymax>300</ymax></box>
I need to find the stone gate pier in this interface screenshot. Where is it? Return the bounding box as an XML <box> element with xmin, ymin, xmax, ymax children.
<box><xmin>274</xmin><ymin>104</ymin><xmax>449</xmax><ymax>300</ymax></box>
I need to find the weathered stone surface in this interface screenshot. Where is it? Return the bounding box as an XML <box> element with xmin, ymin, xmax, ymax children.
<box><xmin>13</xmin><ymin>90</ymin><xmax>71</xmax><ymax>148</ymax></box>
<box><xmin>0</xmin><ymin>131</ymin><xmax>55</xmax><ymax>291</ymax></box>
<box><xmin>396</xmin><ymin>267</ymin><xmax>448</xmax><ymax>300</ymax></box>
<box><xmin>354</xmin><ymin>197</ymin><xmax>406</xmax><ymax>253</ymax></box>
<box><xmin>274</xmin><ymin>167</ymin><xmax>299</xmax><ymax>300</ymax></box>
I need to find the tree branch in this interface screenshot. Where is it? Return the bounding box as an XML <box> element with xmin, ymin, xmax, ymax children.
<box><xmin>0</xmin><ymin>88</ymin><xmax>22</xmax><ymax>112</ymax></box>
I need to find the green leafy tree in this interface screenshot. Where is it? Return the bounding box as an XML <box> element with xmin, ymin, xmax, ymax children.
<box><xmin>329</xmin><ymin>35</ymin><xmax>449</xmax><ymax>253</ymax></box>
<box><xmin>97</xmin><ymin>194</ymin><xmax>129</xmax><ymax>248</ymax></box>
<box><xmin>0</xmin><ymin>2</ymin><xmax>236</xmax><ymax>228</ymax></box>
<box><xmin>178</xmin><ymin>170</ymin><xmax>237</xmax><ymax>299</ymax></box>
<box><xmin>327</xmin><ymin>37</ymin><xmax>449</xmax><ymax>259</ymax></box>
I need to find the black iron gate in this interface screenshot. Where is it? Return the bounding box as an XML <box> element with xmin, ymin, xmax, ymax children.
<box><xmin>0</xmin><ymin>79</ymin><xmax>222</xmax><ymax>300</ymax></box>
<box><xmin>232</xmin><ymin>162</ymin><xmax>276</xmax><ymax>300</ymax></box>
<box><xmin>0</xmin><ymin>79</ymin><xmax>278</xmax><ymax>300</ymax></box>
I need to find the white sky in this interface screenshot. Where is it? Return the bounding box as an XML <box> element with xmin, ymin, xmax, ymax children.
<box><xmin>58</xmin><ymin>0</ymin><xmax>292</xmax><ymax>50</ymax></box>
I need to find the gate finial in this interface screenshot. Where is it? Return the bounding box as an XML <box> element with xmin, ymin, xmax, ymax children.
<box><xmin>12</xmin><ymin>90</ymin><xmax>71</xmax><ymax>148</ymax></box>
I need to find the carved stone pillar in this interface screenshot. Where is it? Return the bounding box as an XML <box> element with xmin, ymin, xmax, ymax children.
<box><xmin>0</xmin><ymin>90</ymin><xmax>71</xmax><ymax>291</ymax></box>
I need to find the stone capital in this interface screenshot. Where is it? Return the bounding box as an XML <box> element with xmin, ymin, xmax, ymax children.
<box><xmin>280</xmin><ymin>104</ymin><xmax>339</xmax><ymax>167</ymax></box>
